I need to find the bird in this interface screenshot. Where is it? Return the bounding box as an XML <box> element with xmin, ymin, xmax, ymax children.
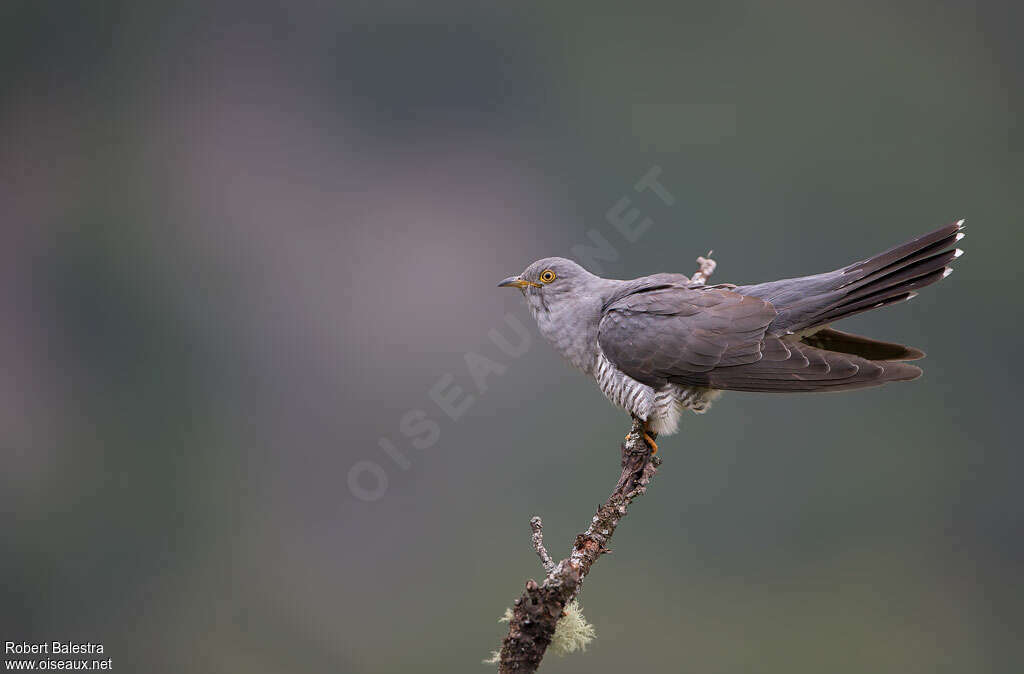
<box><xmin>498</xmin><ymin>221</ymin><xmax>964</xmax><ymax>452</ymax></box>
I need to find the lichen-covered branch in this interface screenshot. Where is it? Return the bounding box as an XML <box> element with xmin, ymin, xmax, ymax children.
<box><xmin>495</xmin><ymin>419</ymin><xmax>661</xmax><ymax>672</ymax></box>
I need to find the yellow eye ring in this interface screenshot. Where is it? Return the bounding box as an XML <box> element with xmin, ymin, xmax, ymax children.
<box><xmin>539</xmin><ymin>269</ymin><xmax>556</xmax><ymax>283</ymax></box>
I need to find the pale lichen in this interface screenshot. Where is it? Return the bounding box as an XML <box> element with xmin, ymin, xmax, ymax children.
<box><xmin>484</xmin><ymin>602</ymin><xmax>595</xmax><ymax>666</ymax></box>
<box><xmin>482</xmin><ymin>609</ymin><xmax>515</xmax><ymax>665</ymax></box>
<box><xmin>549</xmin><ymin>601</ymin><xmax>596</xmax><ymax>656</ymax></box>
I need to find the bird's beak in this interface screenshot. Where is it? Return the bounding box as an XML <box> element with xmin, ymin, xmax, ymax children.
<box><xmin>498</xmin><ymin>276</ymin><xmax>540</xmax><ymax>289</ymax></box>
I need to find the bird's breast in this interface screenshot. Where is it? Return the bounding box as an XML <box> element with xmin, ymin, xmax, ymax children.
<box><xmin>593</xmin><ymin>349</ymin><xmax>655</xmax><ymax>419</ymax></box>
<box><xmin>528</xmin><ymin>301</ymin><xmax>596</xmax><ymax>374</ymax></box>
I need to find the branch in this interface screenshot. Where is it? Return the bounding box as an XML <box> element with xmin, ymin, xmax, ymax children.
<box><xmin>496</xmin><ymin>419</ymin><xmax>661</xmax><ymax>672</ymax></box>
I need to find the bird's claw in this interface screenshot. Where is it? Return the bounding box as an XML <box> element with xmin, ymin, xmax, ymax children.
<box><xmin>629</xmin><ymin>418</ymin><xmax>658</xmax><ymax>454</ymax></box>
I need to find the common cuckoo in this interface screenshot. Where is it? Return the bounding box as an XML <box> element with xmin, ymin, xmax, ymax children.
<box><xmin>499</xmin><ymin>222</ymin><xmax>964</xmax><ymax>451</ymax></box>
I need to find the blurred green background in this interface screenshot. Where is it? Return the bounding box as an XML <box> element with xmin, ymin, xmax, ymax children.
<box><xmin>2</xmin><ymin>1</ymin><xmax>1022</xmax><ymax>672</ymax></box>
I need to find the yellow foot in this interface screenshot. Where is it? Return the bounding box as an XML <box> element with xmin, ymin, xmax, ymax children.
<box><xmin>642</xmin><ymin>431</ymin><xmax>658</xmax><ymax>454</ymax></box>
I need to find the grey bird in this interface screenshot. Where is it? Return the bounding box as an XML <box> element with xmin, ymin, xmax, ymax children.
<box><xmin>499</xmin><ymin>221</ymin><xmax>964</xmax><ymax>451</ymax></box>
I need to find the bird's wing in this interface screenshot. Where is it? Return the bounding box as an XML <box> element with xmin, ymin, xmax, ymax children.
<box><xmin>597</xmin><ymin>284</ymin><xmax>922</xmax><ymax>392</ymax></box>
<box><xmin>597</xmin><ymin>284</ymin><xmax>777</xmax><ymax>386</ymax></box>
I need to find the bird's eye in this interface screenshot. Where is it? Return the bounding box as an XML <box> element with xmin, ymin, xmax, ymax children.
<box><xmin>539</xmin><ymin>269</ymin><xmax>556</xmax><ymax>283</ymax></box>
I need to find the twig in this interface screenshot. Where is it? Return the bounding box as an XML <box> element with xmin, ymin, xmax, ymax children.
<box><xmin>494</xmin><ymin>255</ymin><xmax>714</xmax><ymax>672</ymax></box>
<box><xmin>530</xmin><ymin>517</ymin><xmax>556</xmax><ymax>575</ymax></box>
<box><xmin>690</xmin><ymin>250</ymin><xmax>717</xmax><ymax>285</ymax></box>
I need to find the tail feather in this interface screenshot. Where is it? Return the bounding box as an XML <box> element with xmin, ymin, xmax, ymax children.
<box><xmin>841</xmin><ymin>247</ymin><xmax>959</xmax><ymax>305</ymax></box>
<box><xmin>738</xmin><ymin>221</ymin><xmax>964</xmax><ymax>335</ymax></box>
<box><xmin>801</xmin><ymin>327</ymin><xmax>924</xmax><ymax>361</ymax></box>
<box><xmin>843</xmin><ymin>221</ymin><xmax>963</xmax><ymax>279</ymax></box>
<box><xmin>814</xmin><ymin>268</ymin><xmax>946</xmax><ymax>324</ymax></box>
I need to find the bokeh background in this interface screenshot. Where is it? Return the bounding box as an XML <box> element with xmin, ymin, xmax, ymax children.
<box><xmin>2</xmin><ymin>1</ymin><xmax>1022</xmax><ymax>672</ymax></box>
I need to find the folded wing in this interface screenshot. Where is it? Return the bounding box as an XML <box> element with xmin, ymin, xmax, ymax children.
<box><xmin>598</xmin><ymin>284</ymin><xmax>921</xmax><ymax>393</ymax></box>
<box><xmin>597</xmin><ymin>285</ymin><xmax>776</xmax><ymax>387</ymax></box>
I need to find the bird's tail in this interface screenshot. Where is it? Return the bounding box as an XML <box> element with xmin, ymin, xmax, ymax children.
<box><xmin>737</xmin><ymin>221</ymin><xmax>965</xmax><ymax>336</ymax></box>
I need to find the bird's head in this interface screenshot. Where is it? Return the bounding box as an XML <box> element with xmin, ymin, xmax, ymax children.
<box><xmin>498</xmin><ymin>257</ymin><xmax>605</xmax><ymax>316</ymax></box>
<box><xmin>498</xmin><ymin>257</ymin><xmax>621</xmax><ymax>371</ymax></box>
<box><xmin>499</xmin><ymin>257</ymin><xmax>592</xmax><ymax>296</ymax></box>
